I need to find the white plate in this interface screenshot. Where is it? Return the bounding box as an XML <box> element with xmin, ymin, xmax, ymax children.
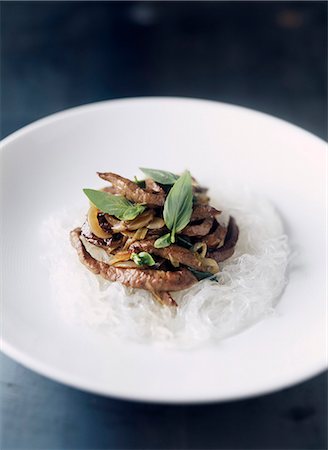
<box><xmin>1</xmin><ymin>98</ymin><xmax>326</xmax><ymax>403</ymax></box>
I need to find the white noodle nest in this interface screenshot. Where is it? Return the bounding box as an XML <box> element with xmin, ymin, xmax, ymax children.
<box><xmin>41</xmin><ymin>190</ymin><xmax>290</xmax><ymax>348</ymax></box>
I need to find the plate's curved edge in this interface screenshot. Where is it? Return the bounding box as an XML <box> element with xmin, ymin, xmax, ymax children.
<box><xmin>1</xmin><ymin>339</ymin><xmax>327</xmax><ymax>404</ymax></box>
<box><xmin>0</xmin><ymin>96</ymin><xmax>327</xmax><ymax>151</ymax></box>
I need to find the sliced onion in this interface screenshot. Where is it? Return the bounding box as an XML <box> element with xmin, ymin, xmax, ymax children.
<box><xmin>133</xmin><ymin>227</ymin><xmax>148</xmax><ymax>240</ymax></box>
<box><xmin>80</xmin><ymin>235</ymin><xmax>114</xmax><ymax>264</ymax></box>
<box><xmin>202</xmin><ymin>257</ymin><xmax>220</xmax><ymax>274</ymax></box>
<box><xmin>88</xmin><ymin>206</ymin><xmax>112</xmax><ymax>239</ymax></box>
<box><xmin>112</xmin><ymin>260</ymin><xmax>140</xmax><ymax>269</ymax></box>
<box><xmin>120</xmin><ymin>230</ymin><xmax>136</xmax><ymax>237</ymax></box>
<box><xmin>126</xmin><ymin>210</ymin><xmax>154</xmax><ymax>230</ymax></box>
<box><xmin>147</xmin><ymin>217</ymin><xmax>165</xmax><ymax>230</ymax></box>
<box><xmin>106</xmin><ymin>241</ymin><xmax>123</xmax><ymax>253</ymax></box>
<box><xmin>106</xmin><ymin>211</ymin><xmax>154</xmax><ymax>233</ymax></box>
<box><xmin>123</xmin><ymin>228</ymin><xmax>148</xmax><ymax>250</ymax></box>
<box><xmin>168</xmin><ymin>254</ymin><xmax>180</xmax><ymax>268</ymax></box>
<box><xmin>112</xmin><ymin>223</ymin><xmax>127</xmax><ymax>233</ymax></box>
<box><xmin>123</xmin><ymin>237</ymin><xmax>134</xmax><ymax>251</ymax></box>
<box><xmin>108</xmin><ymin>251</ymin><xmax>131</xmax><ymax>266</ymax></box>
<box><xmin>192</xmin><ymin>242</ymin><xmax>207</xmax><ymax>258</ymax></box>
<box><xmin>109</xmin><ymin>218</ymin><xmax>127</xmax><ymax>233</ymax></box>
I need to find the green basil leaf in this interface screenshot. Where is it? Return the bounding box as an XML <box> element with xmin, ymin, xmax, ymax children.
<box><xmin>163</xmin><ymin>170</ymin><xmax>193</xmax><ymax>241</ymax></box>
<box><xmin>121</xmin><ymin>205</ymin><xmax>146</xmax><ymax>221</ymax></box>
<box><xmin>83</xmin><ymin>189</ymin><xmax>144</xmax><ymax>221</ymax></box>
<box><xmin>131</xmin><ymin>252</ymin><xmax>156</xmax><ymax>266</ymax></box>
<box><xmin>154</xmin><ymin>233</ymin><xmax>172</xmax><ymax>249</ymax></box>
<box><xmin>188</xmin><ymin>267</ymin><xmax>217</xmax><ymax>281</ymax></box>
<box><xmin>139</xmin><ymin>168</ymin><xmax>178</xmax><ymax>185</ymax></box>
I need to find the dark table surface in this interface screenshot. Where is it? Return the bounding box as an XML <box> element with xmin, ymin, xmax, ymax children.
<box><xmin>1</xmin><ymin>2</ymin><xmax>327</xmax><ymax>449</ymax></box>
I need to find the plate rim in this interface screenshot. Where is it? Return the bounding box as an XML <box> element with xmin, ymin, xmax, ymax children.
<box><xmin>2</xmin><ymin>339</ymin><xmax>326</xmax><ymax>404</ymax></box>
<box><xmin>1</xmin><ymin>96</ymin><xmax>326</xmax><ymax>150</ymax></box>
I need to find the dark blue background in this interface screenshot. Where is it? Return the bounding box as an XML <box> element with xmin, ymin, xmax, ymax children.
<box><xmin>1</xmin><ymin>2</ymin><xmax>327</xmax><ymax>449</ymax></box>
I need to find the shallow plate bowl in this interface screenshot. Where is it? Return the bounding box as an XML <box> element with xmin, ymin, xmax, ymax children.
<box><xmin>1</xmin><ymin>98</ymin><xmax>326</xmax><ymax>402</ymax></box>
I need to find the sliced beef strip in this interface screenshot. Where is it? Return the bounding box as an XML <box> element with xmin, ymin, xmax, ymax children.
<box><xmin>145</xmin><ymin>178</ymin><xmax>165</xmax><ymax>194</ymax></box>
<box><xmin>202</xmin><ymin>222</ymin><xmax>228</xmax><ymax>248</ymax></box>
<box><xmin>191</xmin><ymin>204</ymin><xmax>221</xmax><ymax>220</ymax></box>
<box><xmin>207</xmin><ymin>217</ymin><xmax>239</xmax><ymax>263</ymax></box>
<box><xmin>130</xmin><ymin>239</ymin><xmax>211</xmax><ymax>273</ymax></box>
<box><xmin>98</xmin><ymin>172</ymin><xmax>165</xmax><ymax>206</ymax></box>
<box><xmin>71</xmin><ymin>228</ymin><xmax>102</xmax><ymax>274</ymax></box>
<box><xmin>70</xmin><ymin>228</ymin><xmax>197</xmax><ymax>292</ymax></box>
<box><xmin>181</xmin><ymin>218</ymin><xmax>214</xmax><ymax>237</ymax></box>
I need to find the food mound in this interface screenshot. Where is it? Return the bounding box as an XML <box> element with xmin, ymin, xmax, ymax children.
<box><xmin>70</xmin><ymin>169</ymin><xmax>239</xmax><ymax>307</ymax></box>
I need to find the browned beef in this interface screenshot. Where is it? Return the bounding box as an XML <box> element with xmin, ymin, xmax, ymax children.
<box><xmin>145</xmin><ymin>178</ymin><xmax>165</xmax><ymax>194</ymax></box>
<box><xmin>70</xmin><ymin>228</ymin><xmax>102</xmax><ymax>274</ymax></box>
<box><xmin>191</xmin><ymin>204</ymin><xmax>221</xmax><ymax>220</ymax></box>
<box><xmin>70</xmin><ymin>229</ymin><xmax>197</xmax><ymax>291</ymax></box>
<box><xmin>182</xmin><ymin>218</ymin><xmax>214</xmax><ymax>237</ymax></box>
<box><xmin>207</xmin><ymin>217</ymin><xmax>239</xmax><ymax>263</ymax></box>
<box><xmin>98</xmin><ymin>172</ymin><xmax>165</xmax><ymax>206</ymax></box>
<box><xmin>202</xmin><ymin>222</ymin><xmax>228</xmax><ymax>248</ymax></box>
<box><xmin>130</xmin><ymin>239</ymin><xmax>211</xmax><ymax>272</ymax></box>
